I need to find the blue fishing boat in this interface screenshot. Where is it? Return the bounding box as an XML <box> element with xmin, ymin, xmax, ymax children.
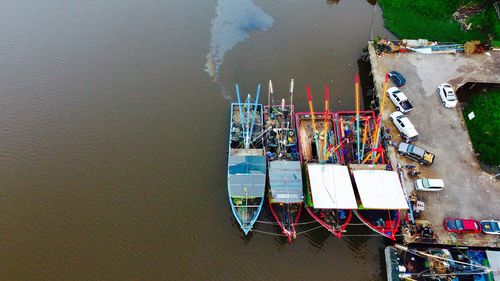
<box><xmin>227</xmin><ymin>84</ymin><xmax>266</xmax><ymax>235</ymax></box>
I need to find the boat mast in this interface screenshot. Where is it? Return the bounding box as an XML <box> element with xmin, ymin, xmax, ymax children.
<box><xmin>236</xmin><ymin>84</ymin><xmax>246</xmax><ymax>146</ymax></box>
<box><xmin>289</xmin><ymin>79</ymin><xmax>294</xmax><ymax>112</ymax></box>
<box><xmin>245</xmin><ymin>94</ymin><xmax>251</xmax><ymax>149</ymax></box>
<box><xmin>268</xmin><ymin>80</ymin><xmax>272</xmax><ymax>115</ymax></box>
<box><xmin>355</xmin><ymin>73</ymin><xmax>361</xmax><ymax>164</ymax></box>
<box><xmin>306</xmin><ymin>84</ymin><xmax>320</xmax><ymax>162</ymax></box>
<box><xmin>360</xmin><ymin>116</ymin><xmax>369</xmax><ymax>161</ymax></box>
<box><xmin>248</xmin><ymin>84</ymin><xmax>261</xmax><ymax>149</ymax></box>
<box><xmin>372</xmin><ymin>73</ymin><xmax>388</xmax><ymax>161</ymax></box>
<box><xmin>322</xmin><ymin>85</ymin><xmax>330</xmax><ymax>161</ymax></box>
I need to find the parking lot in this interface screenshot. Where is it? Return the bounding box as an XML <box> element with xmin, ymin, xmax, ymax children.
<box><xmin>368</xmin><ymin>45</ymin><xmax>500</xmax><ymax>246</ymax></box>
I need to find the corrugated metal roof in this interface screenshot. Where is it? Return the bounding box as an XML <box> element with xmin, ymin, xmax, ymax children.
<box><xmin>228</xmin><ymin>155</ymin><xmax>266</xmax><ymax>197</ymax></box>
<box><xmin>269</xmin><ymin>161</ymin><xmax>303</xmax><ymax>203</ymax></box>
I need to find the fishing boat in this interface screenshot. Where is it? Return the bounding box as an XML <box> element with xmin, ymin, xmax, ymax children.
<box><xmin>227</xmin><ymin>84</ymin><xmax>266</xmax><ymax>235</ymax></box>
<box><xmin>295</xmin><ymin>84</ymin><xmax>358</xmax><ymax>238</ymax></box>
<box><xmin>386</xmin><ymin>244</ymin><xmax>499</xmax><ymax>281</ymax></box>
<box><xmin>264</xmin><ymin>79</ymin><xmax>304</xmax><ymax>242</ymax></box>
<box><xmin>337</xmin><ymin>74</ymin><xmax>407</xmax><ymax>240</ymax></box>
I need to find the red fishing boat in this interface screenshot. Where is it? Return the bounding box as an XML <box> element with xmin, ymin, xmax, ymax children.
<box><xmin>264</xmin><ymin>80</ymin><xmax>304</xmax><ymax>242</ymax></box>
<box><xmin>295</xmin><ymin>84</ymin><xmax>357</xmax><ymax>238</ymax></box>
<box><xmin>335</xmin><ymin>74</ymin><xmax>407</xmax><ymax>240</ymax></box>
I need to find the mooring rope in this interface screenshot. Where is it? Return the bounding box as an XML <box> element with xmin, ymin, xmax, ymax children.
<box><xmin>296</xmin><ymin>225</ymin><xmax>325</xmax><ymax>235</ymax></box>
<box><xmin>256</xmin><ymin>220</ymin><xmax>320</xmax><ymax>226</ymax></box>
<box><xmin>251</xmin><ymin>229</ymin><xmax>287</xmax><ymax>236</ymax></box>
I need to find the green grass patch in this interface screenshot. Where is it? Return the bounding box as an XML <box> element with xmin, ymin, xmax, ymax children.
<box><xmin>378</xmin><ymin>0</ymin><xmax>497</xmax><ymax>43</ymax></box>
<box><xmin>463</xmin><ymin>90</ymin><xmax>500</xmax><ymax>166</ymax></box>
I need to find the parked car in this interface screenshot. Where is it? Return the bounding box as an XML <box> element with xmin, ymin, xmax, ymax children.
<box><xmin>443</xmin><ymin>218</ymin><xmax>481</xmax><ymax>233</ymax></box>
<box><xmin>390</xmin><ymin>111</ymin><xmax>418</xmax><ymax>141</ymax></box>
<box><xmin>398</xmin><ymin>143</ymin><xmax>435</xmax><ymax>165</ymax></box>
<box><xmin>414</xmin><ymin>178</ymin><xmax>444</xmax><ymax>191</ymax></box>
<box><xmin>437</xmin><ymin>83</ymin><xmax>458</xmax><ymax>108</ymax></box>
<box><xmin>480</xmin><ymin>220</ymin><xmax>500</xmax><ymax>235</ymax></box>
<box><xmin>388</xmin><ymin>71</ymin><xmax>406</xmax><ymax>87</ymax></box>
<box><xmin>387</xmin><ymin>87</ymin><xmax>413</xmax><ymax>113</ymax></box>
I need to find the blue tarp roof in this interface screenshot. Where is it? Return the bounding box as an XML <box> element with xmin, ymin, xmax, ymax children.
<box><xmin>269</xmin><ymin>161</ymin><xmax>303</xmax><ymax>203</ymax></box>
<box><xmin>228</xmin><ymin>155</ymin><xmax>266</xmax><ymax>197</ymax></box>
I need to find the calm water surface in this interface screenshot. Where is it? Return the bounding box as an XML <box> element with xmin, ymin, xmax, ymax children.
<box><xmin>0</xmin><ymin>0</ymin><xmax>395</xmax><ymax>280</ymax></box>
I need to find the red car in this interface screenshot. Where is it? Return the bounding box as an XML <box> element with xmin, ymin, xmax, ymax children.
<box><xmin>443</xmin><ymin>218</ymin><xmax>481</xmax><ymax>233</ymax></box>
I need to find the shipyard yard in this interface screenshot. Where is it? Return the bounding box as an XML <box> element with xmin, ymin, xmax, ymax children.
<box><xmin>368</xmin><ymin>44</ymin><xmax>500</xmax><ymax>247</ymax></box>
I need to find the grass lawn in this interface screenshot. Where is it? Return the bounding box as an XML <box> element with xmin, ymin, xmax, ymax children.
<box><xmin>378</xmin><ymin>0</ymin><xmax>499</xmax><ymax>44</ymax></box>
<box><xmin>463</xmin><ymin>90</ymin><xmax>500</xmax><ymax>166</ymax></box>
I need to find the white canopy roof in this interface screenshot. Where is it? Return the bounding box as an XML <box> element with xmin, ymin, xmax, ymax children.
<box><xmin>353</xmin><ymin>170</ymin><xmax>408</xmax><ymax>209</ymax></box>
<box><xmin>486</xmin><ymin>251</ymin><xmax>500</xmax><ymax>280</ymax></box>
<box><xmin>307</xmin><ymin>163</ymin><xmax>358</xmax><ymax>209</ymax></box>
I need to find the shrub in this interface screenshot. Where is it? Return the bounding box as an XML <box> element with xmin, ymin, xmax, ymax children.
<box><xmin>463</xmin><ymin>90</ymin><xmax>500</xmax><ymax>166</ymax></box>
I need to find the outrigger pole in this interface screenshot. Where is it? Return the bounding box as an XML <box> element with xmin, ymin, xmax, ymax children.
<box><xmin>245</xmin><ymin>94</ymin><xmax>251</xmax><ymax>149</ymax></box>
<box><xmin>248</xmin><ymin>84</ymin><xmax>261</xmax><ymax>149</ymax></box>
<box><xmin>267</xmin><ymin>80</ymin><xmax>272</xmax><ymax>115</ymax></box>
<box><xmin>322</xmin><ymin>85</ymin><xmax>330</xmax><ymax>161</ymax></box>
<box><xmin>360</xmin><ymin>116</ymin><xmax>369</xmax><ymax>161</ymax></box>
<box><xmin>236</xmin><ymin>84</ymin><xmax>246</xmax><ymax>144</ymax></box>
<box><xmin>306</xmin><ymin>84</ymin><xmax>321</xmax><ymax>162</ymax></box>
<box><xmin>371</xmin><ymin>73</ymin><xmax>389</xmax><ymax>161</ymax></box>
<box><xmin>355</xmin><ymin>73</ymin><xmax>361</xmax><ymax>164</ymax></box>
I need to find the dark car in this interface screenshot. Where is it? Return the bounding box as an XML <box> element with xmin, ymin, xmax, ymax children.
<box><xmin>443</xmin><ymin>218</ymin><xmax>481</xmax><ymax>233</ymax></box>
<box><xmin>388</xmin><ymin>71</ymin><xmax>406</xmax><ymax>87</ymax></box>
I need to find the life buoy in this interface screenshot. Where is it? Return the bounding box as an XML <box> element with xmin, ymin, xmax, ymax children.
<box><xmin>288</xmin><ymin>130</ymin><xmax>295</xmax><ymax>137</ymax></box>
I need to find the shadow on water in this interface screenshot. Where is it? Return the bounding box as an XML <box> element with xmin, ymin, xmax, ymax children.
<box><xmin>206</xmin><ymin>0</ymin><xmax>273</xmax><ymax>82</ymax></box>
<box><xmin>357</xmin><ymin>46</ymin><xmax>378</xmax><ymax>112</ymax></box>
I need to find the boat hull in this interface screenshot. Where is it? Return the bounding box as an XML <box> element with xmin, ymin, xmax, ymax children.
<box><xmin>268</xmin><ymin>196</ymin><xmax>302</xmax><ymax>242</ymax></box>
<box><xmin>264</xmin><ymin>104</ymin><xmax>304</xmax><ymax>241</ymax></box>
<box><xmin>228</xmin><ymin>100</ymin><xmax>266</xmax><ymax>235</ymax></box>
<box><xmin>295</xmin><ymin>112</ymin><xmax>352</xmax><ymax>238</ymax></box>
<box><xmin>305</xmin><ymin>207</ymin><xmax>352</xmax><ymax>238</ymax></box>
<box><xmin>354</xmin><ymin>209</ymin><xmax>400</xmax><ymax>240</ymax></box>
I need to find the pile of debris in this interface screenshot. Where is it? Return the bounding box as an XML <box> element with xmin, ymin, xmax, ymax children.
<box><xmin>453</xmin><ymin>4</ymin><xmax>484</xmax><ymax>30</ymax></box>
<box><xmin>373</xmin><ymin>38</ymin><xmax>404</xmax><ymax>54</ymax></box>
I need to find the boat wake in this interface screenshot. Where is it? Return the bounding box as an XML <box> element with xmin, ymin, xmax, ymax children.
<box><xmin>205</xmin><ymin>0</ymin><xmax>273</xmax><ymax>81</ymax></box>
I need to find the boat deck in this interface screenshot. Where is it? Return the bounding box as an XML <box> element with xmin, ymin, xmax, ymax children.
<box><xmin>297</xmin><ymin>114</ymin><xmax>334</xmax><ymax>162</ymax></box>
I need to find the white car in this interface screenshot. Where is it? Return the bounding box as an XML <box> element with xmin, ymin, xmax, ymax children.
<box><xmin>414</xmin><ymin>178</ymin><xmax>444</xmax><ymax>191</ymax></box>
<box><xmin>390</xmin><ymin>111</ymin><xmax>418</xmax><ymax>141</ymax></box>
<box><xmin>481</xmin><ymin>220</ymin><xmax>500</xmax><ymax>235</ymax></box>
<box><xmin>437</xmin><ymin>83</ymin><xmax>458</xmax><ymax>108</ymax></box>
<box><xmin>387</xmin><ymin>87</ymin><xmax>413</xmax><ymax>113</ymax></box>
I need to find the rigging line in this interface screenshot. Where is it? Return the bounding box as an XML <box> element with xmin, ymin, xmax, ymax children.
<box><xmin>256</xmin><ymin>220</ymin><xmax>280</xmax><ymax>225</ymax></box>
<box><xmin>341</xmin><ymin>234</ymin><xmax>404</xmax><ymax>237</ymax></box>
<box><xmin>320</xmin><ymin>164</ymin><xmax>338</xmax><ymax>209</ymax></box>
<box><xmin>397</xmin><ymin>245</ymin><xmax>491</xmax><ymax>270</ymax></box>
<box><xmin>251</xmin><ymin>229</ymin><xmax>287</xmax><ymax>236</ymax></box>
<box><xmin>295</xmin><ymin>220</ymin><xmax>320</xmax><ymax>226</ymax></box>
<box><xmin>454</xmin><ymin>245</ymin><xmax>487</xmax><ymax>269</ymax></box>
<box><xmin>296</xmin><ymin>225</ymin><xmax>325</xmax><ymax>235</ymax></box>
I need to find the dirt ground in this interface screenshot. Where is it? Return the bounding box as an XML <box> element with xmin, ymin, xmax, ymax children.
<box><xmin>368</xmin><ymin>45</ymin><xmax>500</xmax><ymax>246</ymax></box>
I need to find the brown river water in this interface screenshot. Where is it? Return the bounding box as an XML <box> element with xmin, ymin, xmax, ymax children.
<box><xmin>1</xmin><ymin>0</ymin><xmax>396</xmax><ymax>280</ymax></box>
